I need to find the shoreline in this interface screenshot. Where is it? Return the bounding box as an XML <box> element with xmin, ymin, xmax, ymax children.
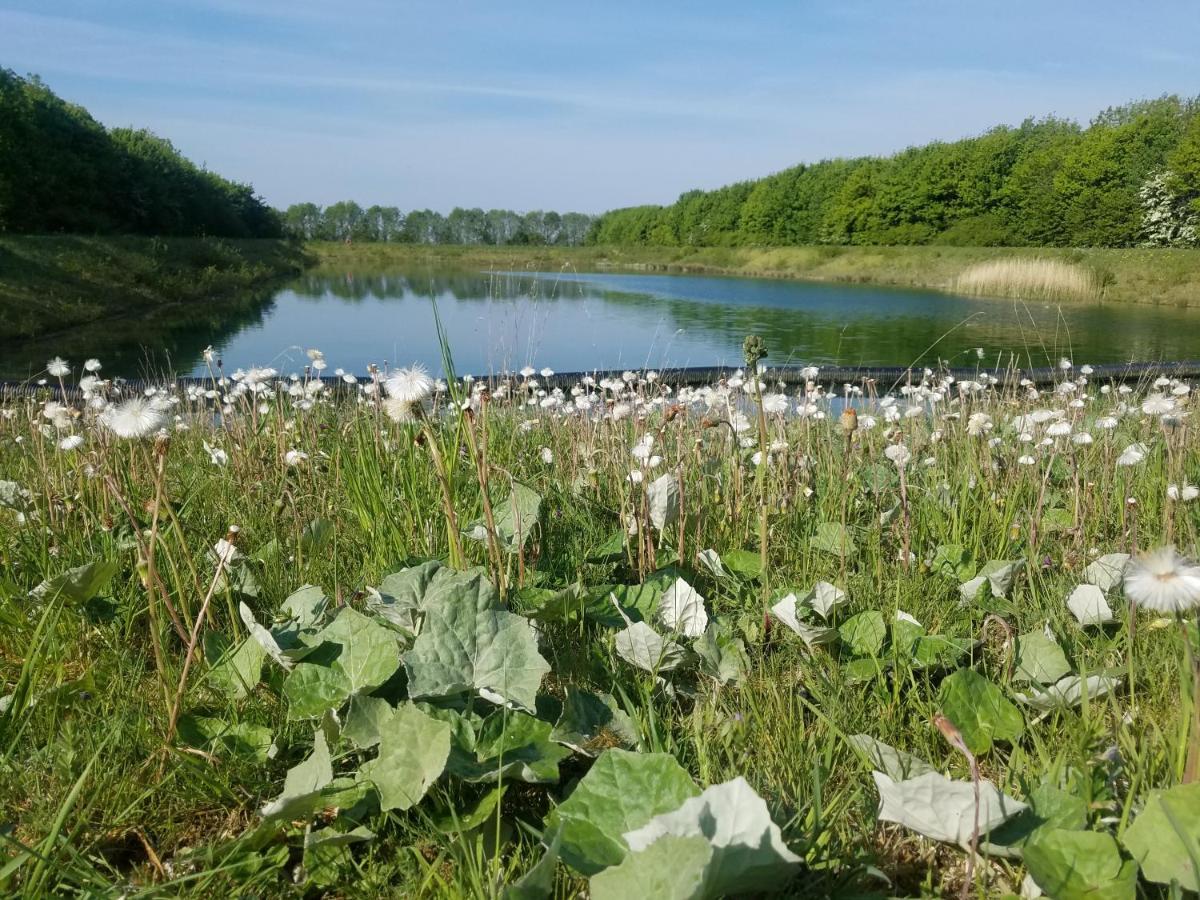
<box><xmin>0</xmin><ymin>235</ymin><xmax>307</xmax><ymax>340</ymax></box>
<box><xmin>307</xmin><ymin>241</ymin><xmax>1200</xmax><ymax>308</ymax></box>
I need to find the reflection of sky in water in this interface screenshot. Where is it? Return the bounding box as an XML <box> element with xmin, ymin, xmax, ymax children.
<box><xmin>6</xmin><ymin>267</ymin><xmax>1200</xmax><ymax>379</ymax></box>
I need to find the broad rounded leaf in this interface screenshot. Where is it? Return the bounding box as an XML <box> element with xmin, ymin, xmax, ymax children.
<box><xmin>1024</xmin><ymin>829</ymin><xmax>1137</xmax><ymax>900</ymax></box>
<box><xmin>939</xmin><ymin>668</ymin><xmax>1025</xmax><ymax>754</ymax></box>
<box><xmin>658</xmin><ymin>578</ymin><xmax>708</xmax><ymax>638</ymax></box>
<box><xmin>1121</xmin><ymin>782</ymin><xmax>1200</xmax><ymax>892</ymax></box>
<box><xmin>648</xmin><ymin>473</ymin><xmax>680</xmax><ymax>531</ymax></box>
<box><xmin>1013</xmin><ymin>628</ymin><xmax>1071</xmax><ymax>684</ymax></box>
<box><xmin>261</xmin><ymin>729</ymin><xmax>333</xmax><ymax>819</ymax></box>
<box><xmin>359</xmin><ymin>702</ymin><xmax>451</xmax><ymax>811</ymax></box>
<box><xmin>31</xmin><ymin>559</ymin><xmax>119</xmax><ymax>604</ymax></box>
<box><xmin>622</xmin><ymin>777</ymin><xmax>801</xmax><ymax>896</ymax></box>
<box><xmin>1084</xmin><ymin>554</ymin><xmax>1130</xmax><ymax>593</ymax></box>
<box><xmin>590</xmin><ymin>834</ymin><xmax>712</xmax><ymax>900</ymax></box>
<box><xmin>404</xmin><ymin>572</ymin><xmax>550</xmax><ymax>711</ymax></box>
<box><xmin>1067</xmin><ymin>584</ymin><xmax>1114</xmax><ymax>626</ymax></box>
<box><xmin>873</xmin><ymin>770</ymin><xmax>1028</xmax><ymax>848</ymax></box>
<box><xmin>546</xmin><ymin>749</ymin><xmax>700</xmax><ymax>875</ymax></box>
<box><xmin>811</xmin><ymin>522</ymin><xmax>855</xmax><ymax>556</ymax></box>
<box><xmin>1015</xmin><ymin>675</ymin><xmax>1121</xmax><ymax>711</ymax></box>
<box><xmin>839</xmin><ymin>610</ymin><xmax>886</xmax><ymax>657</ymax></box>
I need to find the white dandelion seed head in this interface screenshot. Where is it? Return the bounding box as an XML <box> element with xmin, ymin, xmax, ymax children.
<box><xmin>58</xmin><ymin>434</ymin><xmax>84</xmax><ymax>451</ymax></box>
<box><xmin>1141</xmin><ymin>394</ymin><xmax>1176</xmax><ymax>416</ymax></box>
<box><xmin>1116</xmin><ymin>443</ymin><xmax>1148</xmax><ymax>466</ymax></box>
<box><xmin>101</xmin><ymin>397</ymin><xmax>169</xmax><ymax>440</ymax></box>
<box><xmin>383</xmin><ymin>365</ymin><xmax>434</xmax><ymax>404</ymax></box>
<box><xmin>383</xmin><ymin>397</ymin><xmax>419</xmax><ymax>423</ymax></box>
<box><xmin>283</xmin><ymin>449</ymin><xmax>308</xmax><ymax>467</ymax></box>
<box><xmin>1123</xmin><ymin>546</ymin><xmax>1200</xmax><ymax>614</ymax></box>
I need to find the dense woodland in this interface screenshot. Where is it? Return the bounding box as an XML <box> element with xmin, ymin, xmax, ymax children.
<box><xmin>589</xmin><ymin>96</ymin><xmax>1200</xmax><ymax>249</ymax></box>
<box><xmin>0</xmin><ymin>69</ymin><xmax>281</xmax><ymax>238</ymax></box>
<box><xmin>281</xmin><ymin>202</ymin><xmax>595</xmax><ymax>246</ymax></box>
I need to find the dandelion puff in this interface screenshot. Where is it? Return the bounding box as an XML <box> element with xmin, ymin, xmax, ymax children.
<box><xmin>383</xmin><ymin>365</ymin><xmax>434</xmax><ymax>403</ymax></box>
<box><xmin>883</xmin><ymin>443</ymin><xmax>911</xmax><ymax>468</ymax></box>
<box><xmin>383</xmin><ymin>397</ymin><xmax>418</xmax><ymax>423</ymax></box>
<box><xmin>83</xmin><ymin>358</ymin><xmax>101</xmax><ymax>372</ymax></box>
<box><xmin>58</xmin><ymin>434</ymin><xmax>84</xmax><ymax>451</ymax></box>
<box><xmin>1167</xmin><ymin>484</ymin><xmax>1200</xmax><ymax>502</ymax></box>
<box><xmin>1123</xmin><ymin>547</ymin><xmax>1200</xmax><ymax>614</ymax></box>
<box><xmin>540</xmin><ymin>447</ymin><xmax>554</xmax><ymax>464</ymax></box>
<box><xmin>284</xmin><ymin>449</ymin><xmax>308</xmax><ymax>467</ymax></box>
<box><xmin>47</xmin><ymin>357</ymin><xmax>70</xmax><ymax>378</ymax></box>
<box><xmin>101</xmin><ymin>397</ymin><xmax>167</xmax><ymax>439</ymax></box>
<box><xmin>1116</xmin><ymin>443</ymin><xmax>1148</xmax><ymax>466</ymax></box>
<box><xmin>1142</xmin><ymin>394</ymin><xmax>1176</xmax><ymax>416</ymax></box>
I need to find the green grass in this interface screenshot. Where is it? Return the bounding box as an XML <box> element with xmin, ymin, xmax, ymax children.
<box><xmin>310</xmin><ymin>241</ymin><xmax>1200</xmax><ymax>307</ymax></box>
<box><xmin>0</xmin><ymin>235</ymin><xmax>308</xmax><ymax>340</ymax></box>
<box><xmin>1</xmin><ymin>351</ymin><xmax>1199</xmax><ymax>897</ymax></box>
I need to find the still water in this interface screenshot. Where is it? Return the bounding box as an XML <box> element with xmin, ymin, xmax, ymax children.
<box><xmin>5</xmin><ymin>267</ymin><xmax>1200</xmax><ymax>379</ymax></box>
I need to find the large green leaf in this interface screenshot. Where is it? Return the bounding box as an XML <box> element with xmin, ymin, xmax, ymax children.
<box><xmin>358</xmin><ymin>702</ymin><xmax>451</xmax><ymax>811</ymax></box>
<box><xmin>621</xmin><ymin>777</ymin><xmax>801</xmax><ymax>896</ymax></box>
<box><xmin>204</xmin><ymin>631</ymin><xmax>265</xmax><ymax>701</ymax></box>
<box><xmin>1121</xmin><ymin>782</ymin><xmax>1200</xmax><ymax>892</ymax></box>
<box><xmin>938</xmin><ymin>668</ymin><xmax>1024</xmax><ymax>755</ymax></box>
<box><xmin>848</xmin><ymin>735</ymin><xmax>935</xmax><ymax>781</ymax></box>
<box><xmin>282</xmin><ymin>659</ymin><xmax>352</xmax><ymax>720</ymax></box>
<box><xmin>647</xmin><ymin>473</ymin><xmax>680</xmax><ymax>531</ymax></box>
<box><xmin>1013</xmin><ymin>629</ymin><xmax>1071</xmax><ymax>684</ymax></box>
<box><xmin>873</xmin><ymin>770</ymin><xmax>1028</xmax><ymax>848</ymax></box>
<box><xmin>1024</xmin><ymin>829</ymin><xmax>1137</xmax><ymax>900</ymax></box>
<box><xmin>466</xmin><ymin>481</ymin><xmax>542</xmax><ymax>551</ymax></box>
<box><xmin>30</xmin><ymin>559</ymin><xmax>119</xmax><ymax>604</ymax></box>
<box><xmin>658</xmin><ymin>578</ymin><xmax>708</xmax><ymax>638</ymax></box>
<box><xmin>178</xmin><ymin>715</ymin><xmax>274</xmax><ymax>763</ymax></box>
<box><xmin>261</xmin><ymin>729</ymin><xmax>333</xmax><ymax>820</ymax></box>
<box><xmin>403</xmin><ymin>572</ymin><xmax>549</xmax><ymax>711</ymax></box>
<box><xmin>931</xmin><ymin>544</ymin><xmax>975</xmax><ymax>581</ymax></box>
<box><xmin>342</xmin><ymin>694</ymin><xmax>395</xmax><ymax>749</ymax></box>
<box><xmin>590</xmin><ymin>834</ymin><xmax>713</xmax><ymax>900</ymax></box>
<box><xmin>693</xmin><ymin>621</ymin><xmax>749</xmax><ymax>686</ymax></box>
<box><xmin>839</xmin><ymin>610</ymin><xmax>886</xmax><ymax>657</ymax></box>
<box><xmin>810</xmin><ymin>522</ymin><xmax>855</xmax><ymax>556</ymax></box>
<box><xmin>447</xmin><ymin>709</ymin><xmax>571</xmax><ymax>783</ymax></box>
<box><xmin>504</xmin><ymin>825</ymin><xmax>564</xmax><ymax>900</ymax></box>
<box><xmin>546</xmin><ymin>749</ymin><xmax>700</xmax><ymax>875</ymax></box>
<box><xmin>311</xmin><ymin>606</ymin><xmax>402</xmax><ymax>695</ymax></box>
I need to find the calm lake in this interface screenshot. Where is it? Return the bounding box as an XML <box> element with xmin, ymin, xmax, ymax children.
<box><xmin>7</xmin><ymin>267</ymin><xmax>1200</xmax><ymax>379</ymax></box>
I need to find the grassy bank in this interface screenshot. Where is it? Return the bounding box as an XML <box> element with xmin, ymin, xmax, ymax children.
<box><xmin>1</xmin><ymin>352</ymin><xmax>1199</xmax><ymax>896</ymax></box>
<box><xmin>309</xmin><ymin>241</ymin><xmax>1200</xmax><ymax>307</ymax></box>
<box><xmin>0</xmin><ymin>235</ymin><xmax>308</xmax><ymax>339</ymax></box>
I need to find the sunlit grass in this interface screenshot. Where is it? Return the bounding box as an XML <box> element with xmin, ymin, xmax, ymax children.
<box><xmin>1</xmin><ymin>349</ymin><xmax>1198</xmax><ymax>897</ymax></box>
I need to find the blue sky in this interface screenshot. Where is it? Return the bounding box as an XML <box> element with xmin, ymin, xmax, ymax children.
<box><xmin>3</xmin><ymin>1</ymin><xmax>1199</xmax><ymax>212</ymax></box>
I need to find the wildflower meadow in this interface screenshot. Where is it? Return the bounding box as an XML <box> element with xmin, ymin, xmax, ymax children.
<box><xmin>1</xmin><ymin>337</ymin><xmax>1199</xmax><ymax>898</ymax></box>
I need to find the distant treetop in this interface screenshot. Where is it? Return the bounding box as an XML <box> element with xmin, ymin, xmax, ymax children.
<box><xmin>587</xmin><ymin>95</ymin><xmax>1200</xmax><ymax>250</ymax></box>
<box><xmin>282</xmin><ymin>202</ymin><xmax>595</xmax><ymax>246</ymax></box>
<box><xmin>0</xmin><ymin>69</ymin><xmax>281</xmax><ymax>238</ymax></box>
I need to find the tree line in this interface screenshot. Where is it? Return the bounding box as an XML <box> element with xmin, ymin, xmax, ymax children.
<box><xmin>589</xmin><ymin>96</ymin><xmax>1200</xmax><ymax>249</ymax></box>
<box><xmin>281</xmin><ymin>202</ymin><xmax>595</xmax><ymax>245</ymax></box>
<box><xmin>0</xmin><ymin>69</ymin><xmax>281</xmax><ymax>238</ymax></box>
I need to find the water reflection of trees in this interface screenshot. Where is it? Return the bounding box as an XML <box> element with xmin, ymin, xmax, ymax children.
<box><xmin>286</xmin><ymin>270</ymin><xmax>1200</xmax><ymax>367</ymax></box>
<box><xmin>0</xmin><ymin>290</ymin><xmax>278</xmax><ymax>380</ymax></box>
<box><xmin>25</xmin><ymin>269</ymin><xmax>1200</xmax><ymax>380</ymax></box>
